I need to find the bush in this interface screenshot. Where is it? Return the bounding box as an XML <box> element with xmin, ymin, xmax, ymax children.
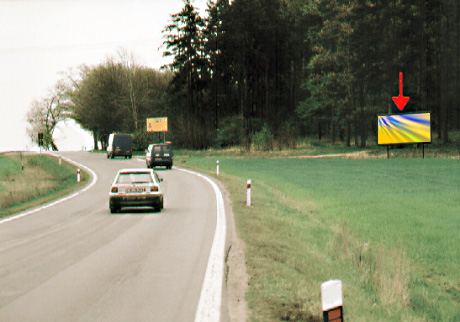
<box><xmin>216</xmin><ymin>115</ymin><xmax>245</xmax><ymax>148</ymax></box>
<box><xmin>277</xmin><ymin>119</ymin><xmax>298</xmax><ymax>149</ymax></box>
<box><xmin>131</xmin><ymin>131</ymin><xmax>169</xmax><ymax>151</ymax></box>
<box><xmin>251</xmin><ymin>125</ymin><xmax>274</xmax><ymax>151</ymax></box>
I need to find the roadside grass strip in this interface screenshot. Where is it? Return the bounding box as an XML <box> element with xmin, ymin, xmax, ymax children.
<box><xmin>175</xmin><ymin>154</ymin><xmax>460</xmax><ymax>322</ymax></box>
<box><xmin>0</xmin><ymin>153</ymin><xmax>97</xmax><ymax>224</ymax></box>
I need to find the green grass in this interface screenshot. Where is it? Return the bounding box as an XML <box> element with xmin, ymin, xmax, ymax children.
<box><xmin>0</xmin><ymin>153</ymin><xmax>90</xmax><ymax>218</ymax></box>
<box><xmin>175</xmin><ymin>152</ymin><xmax>460</xmax><ymax>322</ymax></box>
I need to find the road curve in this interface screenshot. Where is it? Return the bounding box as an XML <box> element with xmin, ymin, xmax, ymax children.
<box><xmin>0</xmin><ymin>152</ymin><xmax>224</xmax><ymax>322</ymax></box>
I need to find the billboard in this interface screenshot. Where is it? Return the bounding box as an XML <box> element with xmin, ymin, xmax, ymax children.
<box><xmin>378</xmin><ymin>112</ymin><xmax>431</xmax><ymax>145</ymax></box>
<box><xmin>147</xmin><ymin>117</ymin><xmax>168</xmax><ymax>132</ymax></box>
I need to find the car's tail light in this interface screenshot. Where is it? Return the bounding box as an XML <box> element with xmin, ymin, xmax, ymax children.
<box><xmin>111</xmin><ymin>187</ymin><xmax>118</xmax><ymax>193</ymax></box>
<box><xmin>151</xmin><ymin>186</ymin><xmax>159</xmax><ymax>192</ymax></box>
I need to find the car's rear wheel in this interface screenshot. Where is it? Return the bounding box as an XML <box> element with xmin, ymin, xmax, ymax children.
<box><xmin>110</xmin><ymin>207</ymin><xmax>118</xmax><ymax>214</ymax></box>
<box><xmin>153</xmin><ymin>201</ymin><xmax>162</xmax><ymax>212</ymax></box>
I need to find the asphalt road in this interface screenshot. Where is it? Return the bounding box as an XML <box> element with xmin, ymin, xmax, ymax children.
<box><xmin>0</xmin><ymin>152</ymin><xmax>222</xmax><ymax>322</ymax></box>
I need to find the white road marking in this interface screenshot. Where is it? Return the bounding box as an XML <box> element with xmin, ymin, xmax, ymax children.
<box><xmin>0</xmin><ymin>153</ymin><xmax>98</xmax><ymax>225</ymax></box>
<box><xmin>176</xmin><ymin>168</ymin><xmax>226</xmax><ymax>322</ymax></box>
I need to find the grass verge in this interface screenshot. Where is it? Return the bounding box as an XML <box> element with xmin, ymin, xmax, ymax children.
<box><xmin>0</xmin><ymin>153</ymin><xmax>90</xmax><ymax>219</ymax></box>
<box><xmin>175</xmin><ymin>151</ymin><xmax>460</xmax><ymax>322</ymax></box>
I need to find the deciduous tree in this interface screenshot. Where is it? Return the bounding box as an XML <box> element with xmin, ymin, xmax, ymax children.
<box><xmin>26</xmin><ymin>80</ymin><xmax>69</xmax><ymax>150</ymax></box>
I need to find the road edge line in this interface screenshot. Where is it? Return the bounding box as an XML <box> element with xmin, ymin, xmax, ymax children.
<box><xmin>0</xmin><ymin>153</ymin><xmax>98</xmax><ymax>225</ymax></box>
<box><xmin>175</xmin><ymin>167</ymin><xmax>227</xmax><ymax>322</ymax></box>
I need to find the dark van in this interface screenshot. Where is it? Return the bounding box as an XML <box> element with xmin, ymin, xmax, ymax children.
<box><xmin>107</xmin><ymin>133</ymin><xmax>132</xmax><ymax>159</ymax></box>
<box><xmin>145</xmin><ymin>143</ymin><xmax>173</xmax><ymax>169</ymax></box>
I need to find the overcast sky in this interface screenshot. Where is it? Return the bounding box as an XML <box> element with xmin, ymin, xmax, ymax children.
<box><xmin>0</xmin><ymin>0</ymin><xmax>207</xmax><ymax>152</ymax></box>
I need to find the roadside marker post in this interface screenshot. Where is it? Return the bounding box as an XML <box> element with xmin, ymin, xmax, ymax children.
<box><xmin>59</xmin><ymin>156</ymin><xmax>62</xmax><ymax>165</ymax></box>
<box><xmin>246</xmin><ymin>179</ymin><xmax>251</xmax><ymax>207</ymax></box>
<box><xmin>77</xmin><ymin>169</ymin><xmax>81</xmax><ymax>182</ymax></box>
<box><xmin>321</xmin><ymin>280</ymin><xmax>344</xmax><ymax>322</ymax></box>
<box><xmin>217</xmin><ymin>160</ymin><xmax>219</xmax><ymax>176</ymax></box>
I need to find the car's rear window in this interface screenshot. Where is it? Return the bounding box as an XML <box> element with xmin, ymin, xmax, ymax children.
<box><xmin>113</xmin><ymin>135</ymin><xmax>132</xmax><ymax>145</ymax></box>
<box><xmin>117</xmin><ymin>172</ymin><xmax>153</xmax><ymax>184</ymax></box>
<box><xmin>153</xmin><ymin>145</ymin><xmax>172</xmax><ymax>154</ymax></box>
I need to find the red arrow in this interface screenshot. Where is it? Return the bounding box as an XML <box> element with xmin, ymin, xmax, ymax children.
<box><xmin>392</xmin><ymin>72</ymin><xmax>410</xmax><ymax>111</ymax></box>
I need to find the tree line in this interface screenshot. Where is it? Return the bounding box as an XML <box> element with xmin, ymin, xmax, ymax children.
<box><xmin>27</xmin><ymin>53</ymin><xmax>172</xmax><ymax>151</ymax></box>
<box><xmin>164</xmin><ymin>0</ymin><xmax>460</xmax><ymax>148</ymax></box>
<box><xmin>28</xmin><ymin>0</ymin><xmax>460</xmax><ymax>150</ymax></box>
<box><xmin>69</xmin><ymin>55</ymin><xmax>172</xmax><ymax>150</ymax></box>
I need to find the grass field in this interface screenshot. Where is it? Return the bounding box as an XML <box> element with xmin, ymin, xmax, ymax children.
<box><xmin>0</xmin><ymin>153</ymin><xmax>89</xmax><ymax>219</ymax></box>
<box><xmin>176</xmin><ymin>152</ymin><xmax>460</xmax><ymax>322</ymax></box>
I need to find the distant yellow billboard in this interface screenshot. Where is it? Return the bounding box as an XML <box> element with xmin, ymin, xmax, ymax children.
<box><xmin>147</xmin><ymin>117</ymin><xmax>168</xmax><ymax>132</ymax></box>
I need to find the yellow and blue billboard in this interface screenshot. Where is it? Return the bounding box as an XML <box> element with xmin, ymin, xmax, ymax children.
<box><xmin>378</xmin><ymin>112</ymin><xmax>431</xmax><ymax>145</ymax></box>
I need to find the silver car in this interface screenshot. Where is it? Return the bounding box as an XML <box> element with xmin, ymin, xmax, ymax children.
<box><xmin>109</xmin><ymin>169</ymin><xmax>164</xmax><ymax>213</ymax></box>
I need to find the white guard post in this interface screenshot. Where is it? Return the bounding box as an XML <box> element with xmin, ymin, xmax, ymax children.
<box><xmin>321</xmin><ymin>280</ymin><xmax>343</xmax><ymax>322</ymax></box>
<box><xmin>217</xmin><ymin>160</ymin><xmax>220</xmax><ymax>176</ymax></box>
<box><xmin>77</xmin><ymin>169</ymin><xmax>81</xmax><ymax>182</ymax></box>
<box><xmin>246</xmin><ymin>179</ymin><xmax>251</xmax><ymax>207</ymax></box>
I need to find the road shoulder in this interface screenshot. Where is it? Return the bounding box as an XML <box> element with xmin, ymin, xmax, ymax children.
<box><xmin>215</xmin><ymin>178</ymin><xmax>249</xmax><ymax>322</ymax></box>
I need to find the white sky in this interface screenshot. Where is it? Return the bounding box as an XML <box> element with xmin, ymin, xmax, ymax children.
<box><xmin>0</xmin><ymin>0</ymin><xmax>207</xmax><ymax>152</ymax></box>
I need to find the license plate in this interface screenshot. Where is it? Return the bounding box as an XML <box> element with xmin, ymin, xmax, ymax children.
<box><xmin>155</xmin><ymin>158</ymin><xmax>162</xmax><ymax>161</ymax></box>
<box><xmin>125</xmin><ymin>188</ymin><xmax>145</xmax><ymax>193</ymax></box>
<box><xmin>123</xmin><ymin>196</ymin><xmax>146</xmax><ymax>201</ymax></box>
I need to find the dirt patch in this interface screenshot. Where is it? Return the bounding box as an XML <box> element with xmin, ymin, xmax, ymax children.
<box><xmin>286</xmin><ymin>151</ymin><xmax>371</xmax><ymax>159</ymax></box>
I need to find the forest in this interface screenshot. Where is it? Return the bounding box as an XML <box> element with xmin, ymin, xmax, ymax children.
<box><xmin>161</xmin><ymin>0</ymin><xmax>460</xmax><ymax>149</ymax></box>
<box><xmin>28</xmin><ymin>0</ymin><xmax>460</xmax><ymax>150</ymax></box>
